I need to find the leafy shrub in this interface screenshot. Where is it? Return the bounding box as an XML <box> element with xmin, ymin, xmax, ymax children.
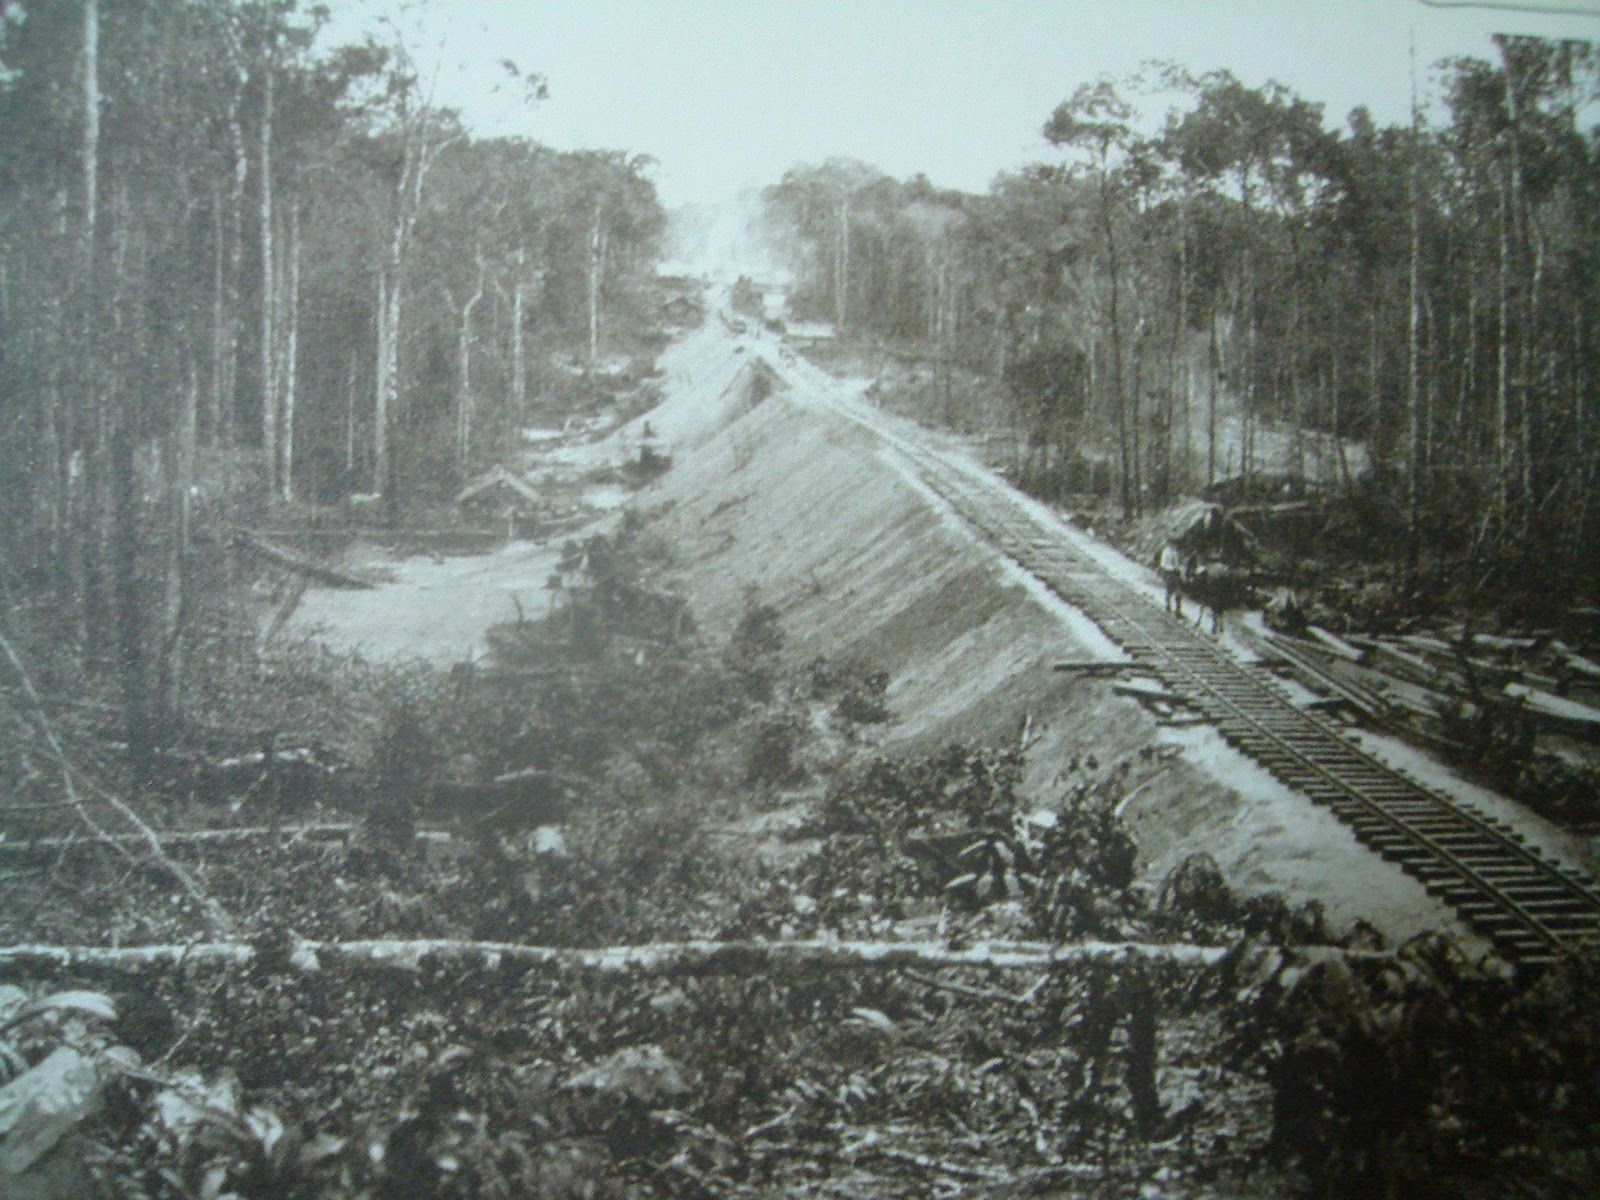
<box><xmin>724</xmin><ymin>593</ymin><xmax>784</xmax><ymax>702</ymax></box>
<box><xmin>1223</xmin><ymin>936</ymin><xmax>1600</xmax><ymax>1199</ymax></box>
<box><xmin>804</xmin><ymin>656</ymin><xmax>891</xmax><ymax>726</ymax></box>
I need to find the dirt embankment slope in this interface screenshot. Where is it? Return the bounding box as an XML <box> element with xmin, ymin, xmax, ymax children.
<box><xmin>634</xmin><ymin>324</ymin><xmax>1482</xmax><ymax>945</ymax></box>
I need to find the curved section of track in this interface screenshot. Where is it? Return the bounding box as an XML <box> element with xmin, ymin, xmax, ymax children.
<box><xmin>897</xmin><ymin>442</ymin><xmax>1600</xmax><ymax>967</ymax></box>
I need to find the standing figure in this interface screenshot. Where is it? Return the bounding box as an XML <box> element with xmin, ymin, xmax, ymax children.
<box><xmin>1159</xmin><ymin>540</ymin><xmax>1185</xmax><ymax>616</ymax></box>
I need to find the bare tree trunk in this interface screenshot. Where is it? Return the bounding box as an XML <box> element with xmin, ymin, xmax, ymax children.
<box><xmin>280</xmin><ymin>203</ymin><xmax>300</xmax><ymax>502</ymax></box>
<box><xmin>837</xmin><ymin>195</ymin><xmax>851</xmax><ymax>328</ymax></box>
<box><xmin>1173</xmin><ymin>198</ymin><xmax>1190</xmax><ymax>495</ymax></box>
<box><xmin>1131</xmin><ymin>308</ymin><xmax>1145</xmax><ymax>514</ymax></box>
<box><xmin>1496</xmin><ymin>175</ymin><xmax>1513</xmax><ymax>525</ymax></box>
<box><xmin>372</xmin><ymin>101</ymin><xmax>453</xmax><ymax>516</ymax></box>
<box><xmin>81</xmin><ymin>0</ymin><xmax>99</xmax><ymax>252</ymax></box>
<box><xmin>71</xmin><ymin>0</ymin><xmax>102</xmax><ymax>652</ymax></box>
<box><xmin>1521</xmin><ymin>225</ymin><xmax>1542</xmax><ymax>516</ymax></box>
<box><xmin>209</xmin><ymin>190</ymin><xmax>227</xmax><ymax>442</ymax></box>
<box><xmin>511</xmin><ymin>247</ymin><xmax>527</xmax><ymax>413</ymax></box>
<box><xmin>1407</xmin><ymin>137</ymin><xmax>1423</xmax><ymax>567</ymax></box>
<box><xmin>259</xmin><ymin>64</ymin><xmax>277</xmax><ymax>500</ymax></box>
<box><xmin>343</xmin><ymin>347</ymin><xmax>358</xmax><ymax>477</ymax></box>
<box><xmin>1207</xmin><ymin>306</ymin><xmax>1219</xmax><ymax>487</ymax></box>
<box><xmin>456</xmin><ymin>252</ymin><xmax>485</xmax><ymax>471</ymax></box>
<box><xmin>1098</xmin><ymin>163</ymin><xmax>1131</xmax><ymax>518</ymax></box>
<box><xmin>1332</xmin><ymin>358</ymin><xmax>1350</xmax><ymax>489</ymax></box>
<box><xmin>160</xmin><ymin>359</ymin><xmax>199</xmax><ymax>721</ymax></box>
<box><xmin>374</xmin><ymin>266</ymin><xmax>393</xmax><ymax>503</ymax></box>
<box><xmin>1368</xmin><ymin>303</ymin><xmax>1381</xmax><ymax>479</ymax></box>
<box><xmin>1573</xmin><ymin>307</ymin><xmax>1593</xmax><ymax>566</ymax></box>
<box><xmin>213</xmin><ymin>101</ymin><xmax>249</xmax><ymax>448</ymax></box>
<box><xmin>588</xmin><ymin>200</ymin><xmax>605</xmax><ymax>364</ymax></box>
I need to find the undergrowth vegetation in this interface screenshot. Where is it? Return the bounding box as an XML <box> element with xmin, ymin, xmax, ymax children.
<box><xmin>2</xmin><ymin>523</ymin><xmax>1599</xmax><ymax>1199</ymax></box>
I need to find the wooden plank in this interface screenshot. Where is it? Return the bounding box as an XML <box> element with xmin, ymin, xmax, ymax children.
<box><xmin>1052</xmin><ymin>660</ymin><xmax>1142</xmax><ymax>676</ymax></box>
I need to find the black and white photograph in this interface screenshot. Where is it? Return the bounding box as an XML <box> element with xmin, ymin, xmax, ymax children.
<box><xmin>2</xmin><ymin>0</ymin><xmax>1600</xmax><ymax>1195</ymax></box>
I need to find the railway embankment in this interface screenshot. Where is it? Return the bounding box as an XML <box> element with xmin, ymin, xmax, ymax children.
<box><xmin>626</xmin><ymin>319</ymin><xmax>1593</xmax><ymax>952</ymax></box>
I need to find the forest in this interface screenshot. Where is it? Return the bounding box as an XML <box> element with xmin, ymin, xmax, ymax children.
<box><xmin>2</xmin><ymin>3</ymin><xmax>1600</xmax><ymax>1198</ymax></box>
<box><xmin>762</xmin><ymin>39</ymin><xmax>1600</xmax><ymax>607</ymax></box>
<box><xmin>0</xmin><ymin>0</ymin><xmax>666</xmax><ymax>790</ymax></box>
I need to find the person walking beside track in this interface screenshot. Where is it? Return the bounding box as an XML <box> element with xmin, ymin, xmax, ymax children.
<box><xmin>1158</xmin><ymin>540</ymin><xmax>1185</xmax><ymax>616</ymax></box>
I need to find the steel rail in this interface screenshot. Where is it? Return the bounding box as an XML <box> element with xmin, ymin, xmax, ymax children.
<box><xmin>899</xmin><ymin>445</ymin><xmax>1600</xmax><ymax>966</ymax></box>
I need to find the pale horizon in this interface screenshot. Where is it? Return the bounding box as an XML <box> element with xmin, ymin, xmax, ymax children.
<box><xmin>326</xmin><ymin>1</ymin><xmax>1600</xmax><ymax>207</ymax></box>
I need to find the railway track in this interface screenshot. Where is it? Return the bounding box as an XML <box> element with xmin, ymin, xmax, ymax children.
<box><xmin>895</xmin><ymin>444</ymin><xmax>1600</xmax><ymax>968</ymax></box>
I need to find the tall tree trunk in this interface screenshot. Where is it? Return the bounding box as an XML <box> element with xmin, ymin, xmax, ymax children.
<box><xmin>1098</xmin><ymin>163</ymin><xmax>1130</xmax><ymax>517</ymax></box>
<box><xmin>837</xmin><ymin>195</ymin><xmax>851</xmax><ymax>329</ymax></box>
<box><xmin>1207</xmin><ymin>306</ymin><xmax>1219</xmax><ymax>487</ymax></box>
<box><xmin>344</xmin><ymin>347</ymin><xmax>358</xmax><ymax>477</ymax></box>
<box><xmin>587</xmin><ymin>201</ymin><xmax>605</xmax><ymax>364</ymax></box>
<box><xmin>259</xmin><ymin>64</ymin><xmax>277</xmax><ymax>499</ymax></box>
<box><xmin>456</xmin><ymin>253</ymin><xmax>485</xmax><ymax>471</ymax></box>
<box><xmin>110</xmin><ymin>422</ymin><xmax>151</xmax><ymax>789</ymax></box>
<box><xmin>1520</xmin><ymin>225</ymin><xmax>1542</xmax><ymax>516</ymax></box>
<box><xmin>511</xmin><ymin>247</ymin><xmax>527</xmax><ymax>413</ymax></box>
<box><xmin>373</xmin><ymin>268</ymin><xmax>391</xmax><ymax>502</ymax></box>
<box><xmin>209</xmin><ymin>190</ymin><xmax>227</xmax><ymax>442</ymax></box>
<box><xmin>1495</xmin><ymin>174</ymin><xmax>1513</xmax><ymax>526</ymax></box>
<box><xmin>1406</xmin><ymin>136</ymin><xmax>1423</xmax><ymax>568</ymax></box>
<box><xmin>1368</xmin><ymin>304</ymin><xmax>1381</xmax><ymax>479</ymax></box>
<box><xmin>280</xmin><ymin>203</ymin><xmax>300</xmax><ymax>502</ymax></box>
<box><xmin>372</xmin><ymin>103</ymin><xmax>450</xmax><ymax>515</ymax></box>
<box><xmin>73</xmin><ymin>0</ymin><xmax>102</xmax><ymax>653</ymax></box>
<box><xmin>1332</xmin><ymin>358</ymin><xmax>1351</xmax><ymax>489</ymax></box>
<box><xmin>213</xmin><ymin>101</ymin><xmax>249</xmax><ymax>448</ymax></box>
<box><xmin>1173</xmin><ymin>197</ymin><xmax>1190</xmax><ymax>493</ymax></box>
<box><xmin>1573</xmin><ymin>307</ymin><xmax>1592</xmax><ymax>568</ymax></box>
<box><xmin>160</xmin><ymin>360</ymin><xmax>199</xmax><ymax>723</ymax></box>
<box><xmin>81</xmin><ymin>0</ymin><xmax>99</xmax><ymax>253</ymax></box>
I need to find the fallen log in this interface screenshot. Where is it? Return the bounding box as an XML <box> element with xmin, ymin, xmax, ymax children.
<box><xmin>1306</xmin><ymin>625</ymin><xmax>1364</xmax><ymax>663</ymax></box>
<box><xmin>0</xmin><ymin>824</ymin><xmax>469</xmax><ymax>859</ymax></box>
<box><xmin>1263</xmin><ymin>635</ymin><xmax>1392</xmax><ymax>723</ymax></box>
<box><xmin>235</xmin><ymin>531</ymin><xmax>379</xmax><ymax>590</ymax></box>
<box><xmin>1551</xmin><ymin>640</ymin><xmax>1600</xmax><ymax>682</ymax></box>
<box><xmin>1503</xmin><ymin>682</ymin><xmax>1600</xmax><ymax>735</ymax></box>
<box><xmin>1355</xmin><ymin>636</ymin><xmax>1457</xmax><ymax>690</ymax></box>
<box><xmin>0</xmin><ymin>937</ymin><xmax>1237</xmax><ymax>979</ymax></box>
<box><xmin>1468</xmin><ymin>631</ymin><xmax>1541</xmax><ymax>654</ymax></box>
<box><xmin>0</xmin><ymin>823</ymin><xmax>357</xmax><ymax>857</ymax></box>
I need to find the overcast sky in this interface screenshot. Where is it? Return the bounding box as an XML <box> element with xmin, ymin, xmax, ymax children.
<box><xmin>321</xmin><ymin>0</ymin><xmax>1600</xmax><ymax>207</ymax></box>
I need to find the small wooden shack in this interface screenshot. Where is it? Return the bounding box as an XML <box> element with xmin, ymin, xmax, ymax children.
<box><xmin>455</xmin><ymin>465</ymin><xmax>544</xmax><ymax>536</ymax></box>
